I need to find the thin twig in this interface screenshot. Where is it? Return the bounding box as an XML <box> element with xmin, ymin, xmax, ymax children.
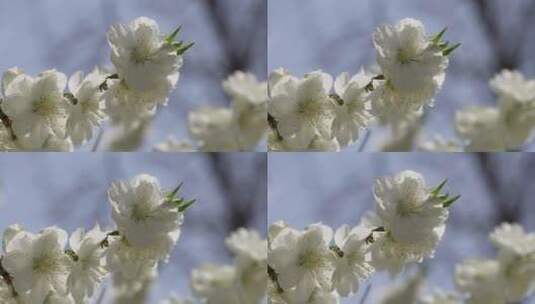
<box><xmin>358</xmin><ymin>130</ymin><xmax>371</xmax><ymax>152</ymax></box>
<box><xmin>95</xmin><ymin>286</ymin><xmax>106</xmax><ymax>304</ymax></box>
<box><xmin>92</xmin><ymin>128</ymin><xmax>104</xmax><ymax>152</ymax></box>
<box><xmin>358</xmin><ymin>283</ymin><xmax>372</xmax><ymax>304</ymax></box>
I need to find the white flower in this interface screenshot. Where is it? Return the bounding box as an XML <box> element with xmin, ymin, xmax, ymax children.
<box><xmin>107</xmin><ymin>174</ymin><xmax>184</xmax><ymax>278</ymax></box>
<box><xmin>67</xmin><ymin>224</ymin><xmax>107</xmax><ymax>303</ymax></box>
<box><xmin>490</xmin><ymin>70</ymin><xmax>535</xmax><ymax>147</ymax></box>
<box><xmin>380</xmin><ymin>117</ymin><xmax>421</xmax><ymax>152</ymax></box>
<box><xmin>372</xmin><ymin>18</ymin><xmax>448</xmax><ymax>109</ymax></box>
<box><xmin>455</xmin><ymin>106</ymin><xmax>506</xmax><ymax>151</ymax></box>
<box><xmin>379</xmin><ymin>271</ymin><xmax>424</xmax><ymax>304</ymax></box>
<box><xmin>65</xmin><ymin>68</ymin><xmax>108</xmax><ymax>146</ymax></box>
<box><xmin>420</xmin><ymin>290</ymin><xmax>462</xmax><ymax>304</ymax></box>
<box><xmin>226</xmin><ymin>229</ymin><xmax>268</xmax><ymax>303</ymax></box>
<box><xmin>277</xmin><ymin>285</ymin><xmax>340</xmax><ymax>304</ymax></box>
<box><xmin>191</xmin><ymin>264</ymin><xmax>241</xmax><ymax>304</ymax></box>
<box><xmin>454</xmin><ymin>259</ymin><xmax>506</xmax><ymax>304</ymax></box>
<box><xmin>269</xmin><ymin>221</ymin><xmax>289</xmax><ymax>247</ymax></box>
<box><xmin>330</xmin><ymin>225</ymin><xmax>373</xmax><ymax>296</ymax></box>
<box><xmin>418</xmin><ymin>135</ymin><xmax>463</xmax><ymax>152</ymax></box>
<box><xmin>161</xmin><ymin>296</ymin><xmax>193</xmax><ymax>304</ymax></box>
<box><xmin>269</xmin><ymin>223</ymin><xmax>335</xmax><ymax>291</ymax></box>
<box><xmin>1</xmin><ymin>67</ymin><xmax>24</xmax><ymax>97</ymax></box>
<box><xmin>330</xmin><ymin>71</ymin><xmax>371</xmax><ymax>146</ymax></box>
<box><xmin>188</xmin><ymin>106</ymin><xmax>241</xmax><ymax>151</ymax></box>
<box><xmin>44</xmin><ymin>293</ymin><xmax>75</xmax><ymax>304</ymax></box>
<box><xmin>268</xmin><ymin>70</ymin><xmax>334</xmax><ymax>141</ymax></box>
<box><xmin>1</xmin><ymin>70</ymin><xmax>69</xmax><ymax>146</ymax></box>
<box><xmin>226</xmin><ymin>228</ymin><xmax>267</xmax><ymax>263</ymax></box>
<box><xmin>489</xmin><ymin>223</ymin><xmax>535</xmax><ymax>301</ymax></box>
<box><xmin>371</xmin><ymin>171</ymin><xmax>449</xmax><ymax>273</ymax></box>
<box><xmin>0</xmin><ymin>280</ymin><xmax>17</xmax><ymax>304</ymax></box>
<box><xmin>268</xmin><ymin>129</ymin><xmax>339</xmax><ymax>152</ymax></box>
<box><xmin>103</xmin><ymin>79</ymin><xmax>158</xmax><ymax>125</ymax></box>
<box><xmin>223</xmin><ymin>71</ymin><xmax>268</xmax><ymax>110</ymax></box>
<box><xmin>107</xmin><ymin>17</ymin><xmax>182</xmax><ymax>111</ymax></box>
<box><xmin>108</xmin><ymin>174</ymin><xmax>183</xmax><ymax>250</ymax></box>
<box><xmin>154</xmin><ymin>136</ymin><xmax>196</xmax><ymax>152</ymax></box>
<box><xmin>2</xmin><ymin>227</ymin><xmax>71</xmax><ymax>303</ymax></box>
<box><xmin>490</xmin><ymin>70</ymin><xmax>535</xmax><ymax>107</ymax></box>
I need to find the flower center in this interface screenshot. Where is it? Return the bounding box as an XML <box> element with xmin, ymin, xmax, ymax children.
<box><xmin>32</xmin><ymin>255</ymin><xmax>60</xmax><ymax>274</ymax></box>
<box><xmin>297</xmin><ymin>99</ymin><xmax>322</xmax><ymax>118</ymax></box>
<box><xmin>33</xmin><ymin>96</ymin><xmax>58</xmax><ymax>117</ymax></box>
<box><xmin>397</xmin><ymin>49</ymin><xmax>416</xmax><ymax>64</ymax></box>
<box><xmin>131</xmin><ymin>46</ymin><xmax>153</xmax><ymax>64</ymax></box>
<box><xmin>131</xmin><ymin>203</ymin><xmax>152</xmax><ymax>222</ymax></box>
<box><xmin>396</xmin><ymin>200</ymin><xmax>421</xmax><ymax>217</ymax></box>
<box><xmin>298</xmin><ymin>250</ymin><xmax>324</xmax><ymax>269</ymax></box>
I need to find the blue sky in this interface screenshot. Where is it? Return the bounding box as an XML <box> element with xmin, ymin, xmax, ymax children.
<box><xmin>0</xmin><ymin>153</ymin><xmax>266</xmax><ymax>302</ymax></box>
<box><xmin>268</xmin><ymin>153</ymin><xmax>535</xmax><ymax>303</ymax></box>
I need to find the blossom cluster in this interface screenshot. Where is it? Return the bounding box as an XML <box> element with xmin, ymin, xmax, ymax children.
<box><xmin>454</xmin><ymin>223</ymin><xmax>535</xmax><ymax>303</ymax></box>
<box><xmin>0</xmin><ymin>17</ymin><xmax>191</xmax><ymax>151</ymax></box>
<box><xmin>267</xmin><ymin>170</ymin><xmax>460</xmax><ymax>303</ymax></box>
<box><xmin>373</xmin><ymin>222</ymin><xmax>535</xmax><ymax>304</ymax></box>
<box><xmin>429</xmin><ymin>70</ymin><xmax>535</xmax><ymax>152</ymax></box>
<box><xmin>155</xmin><ymin>71</ymin><xmax>268</xmax><ymax>152</ymax></box>
<box><xmin>168</xmin><ymin>228</ymin><xmax>268</xmax><ymax>304</ymax></box>
<box><xmin>268</xmin><ymin>18</ymin><xmax>459</xmax><ymax>151</ymax></box>
<box><xmin>0</xmin><ymin>174</ymin><xmax>195</xmax><ymax>303</ymax></box>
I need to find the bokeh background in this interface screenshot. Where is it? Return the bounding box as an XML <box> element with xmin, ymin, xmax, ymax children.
<box><xmin>268</xmin><ymin>153</ymin><xmax>535</xmax><ymax>303</ymax></box>
<box><xmin>268</xmin><ymin>0</ymin><xmax>535</xmax><ymax>151</ymax></box>
<box><xmin>0</xmin><ymin>0</ymin><xmax>267</xmax><ymax>151</ymax></box>
<box><xmin>0</xmin><ymin>153</ymin><xmax>267</xmax><ymax>302</ymax></box>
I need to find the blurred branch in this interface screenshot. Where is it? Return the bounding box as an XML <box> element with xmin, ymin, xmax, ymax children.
<box><xmin>201</xmin><ymin>0</ymin><xmax>265</xmax><ymax>77</ymax></box>
<box><xmin>206</xmin><ymin>153</ymin><xmax>266</xmax><ymax>233</ymax></box>
<box><xmin>473</xmin><ymin>154</ymin><xmax>522</xmax><ymax>226</ymax></box>
<box><xmin>471</xmin><ymin>0</ymin><xmax>535</xmax><ymax>72</ymax></box>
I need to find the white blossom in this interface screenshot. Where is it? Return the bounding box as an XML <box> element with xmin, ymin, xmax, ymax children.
<box><xmin>372</xmin><ymin>18</ymin><xmax>448</xmax><ymax>110</ymax></box>
<box><xmin>454</xmin><ymin>259</ymin><xmax>506</xmax><ymax>304</ymax></box>
<box><xmin>371</xmin><ymin>171</ymin><xmax>449</xmax><ymax>273</ymax></box>
<box><xmin>330</xmin><ymin>225</ymin><xmax>373</xmax><ymax>296</ymax></box>
<box><xmin>154</xmin><ymin>136</ymin><xmax>196</xmax><ymax>152</ymax></box>
<box><xmin>107</xmin><ymin>174</ymin><xmax>183</xmax><ymax>279</ymax></box>
<box><xmin>378</xmin><ymin>271</ymin><xmax>424</xmax><ymax>304</ymax></box>
<box><xmin>67</xmin><ymin>224</ymin><xmax>107</xmax><ymax>303</ymax></box>
<box><xmin>489</xmin><ymin>223</ymin><xmax>535</xmax><ymax>301</ymax></box>
<box><xmin>1</xmin><ymin>70</ymin><xmax>69</xmax><ymax>147</ymax></box>
<box><xmin>330</xmin><ymin>71</ymin><xmax>372</xmax><ymax>146</ymax></box>
<box><xmin>65</xmin><ymin>68</ymin><xmax>107</xmax><ymax>146</ymax></box>
<box><xmin>268</xmin><ymin>223</ymin><xmax>335</xmax><ymax>291</ymax></box>
<box><xmin>107</xmin><ymin>17</ymin><xmax>182</xmax><ymax>112</ymax></box>
<box><xmin>191</xmin><ymin>264</ymin><xmax>241</xmax><ymax>304</ymax></box>
<box><xmin>268</xmin><ymin>70</ymin><xmax>334</xmax><ymax>141</ymax></box>
<box><xmin>2</xmin><ymin>227</ymin><xmax>71</xmax><ymax>303</ymax></box>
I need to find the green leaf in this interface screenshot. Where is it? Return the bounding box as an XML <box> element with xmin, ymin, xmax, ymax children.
<box><xmin>166</xmin><ymin>182</ymin><xmax>184</xmax><ymax>201</ymax></box>
<box><xmin>176</xmin><ymin>42</ymin><xmax>195</xmax><ymax>56</ymax></box>
<box><xmin>442</xmin><ymin>194</ymin><xmax>461</xmax><ymax>208</ymax></box>
<box><xmin>165</xmin><ymin>25</ymin><xmax>182</xmax><ymax>44</ymax></box>
<box><xmin>431</xmin><ymin>27</ymin><xmax>448</xmax><ymax>44</ymax></box>
<box><xmin>443</xmin><ymin>43</ymin><xmax>461</xmax><ymax>56</ymax></box>
<box><xmin>177</xmin><ymin>199</ymin><xmax>196</xmax><ymax>212</ymax></box>
<box><xmin>430</xmin><ymin>179</ymin><xmax>448</xmax><ymax>196</ymax></box>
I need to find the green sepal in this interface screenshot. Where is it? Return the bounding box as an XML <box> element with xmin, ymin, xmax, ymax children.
<box><xmin>442</xmin><ymin>43</ymin><xmax>461</xmax><ymax>56</ymax></box>
<box><xmin>165</xmin><ymin>25</ymin><xmax>182</xmax><ymax>44</ymax></box>
<box><xmin>430</xmin><ymin>179</ymin><xmax>448</xmax><ymax>196</ymax></box>
<box><xmin>166</xmin><ymin>182</ymin><xmax>184</xmax><ymax>201</ymax></box>
<box><xmin>168</xmin><ymin>198</ymin><xmax>196</xmax><ymax>212</ymax></box>
<box><xmin>442</xmin><ymin>194</ymin><xmax>461</xmax><ymax>208</ymax></box>
<box><xmin>431</xmin><ymin>27</ymin><xmax>448</xmax><ymax>45</ymax></box>
<box><xmin>176</xmin><ymin>42</ymin><xmax>195</xmax><ymax>56</ymax></box>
